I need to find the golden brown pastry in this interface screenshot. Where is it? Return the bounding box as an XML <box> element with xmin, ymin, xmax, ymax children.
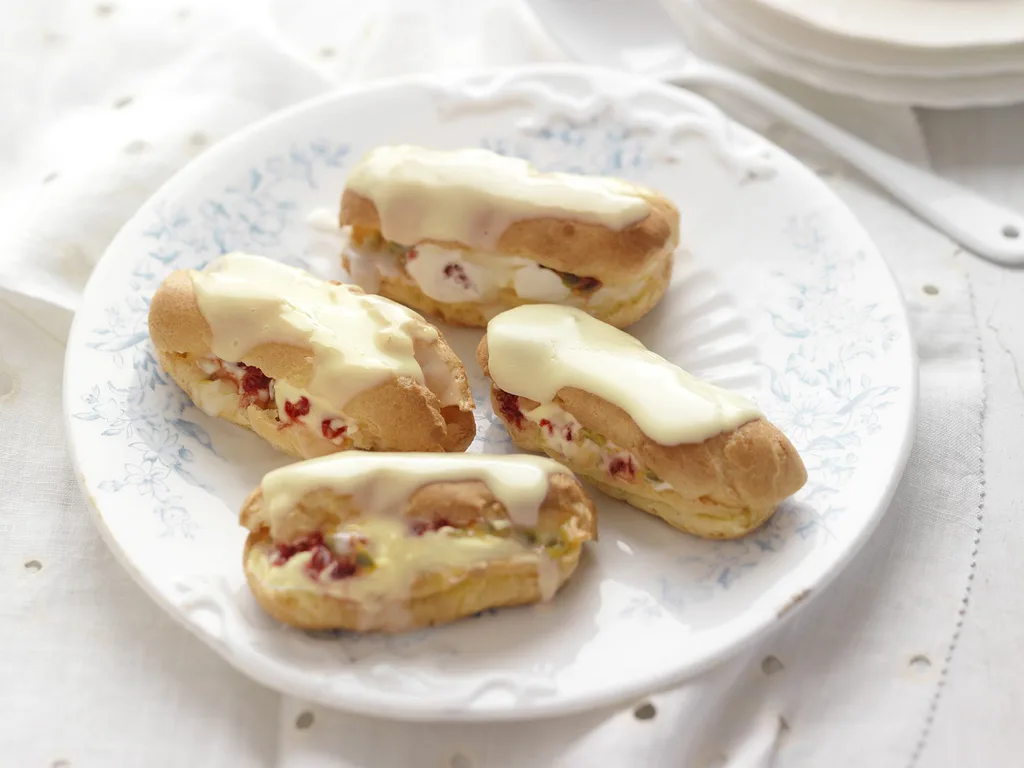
<box><xmin>477</xmin><ymin>305</ymin><xmax>807</xmax><ymax>539</ymax></box>
<box><xmin>339</xmin><ymin>145</ymin><xmax>679</xmax><ymax>328</ymax></box>
<box><xmin>148</xmin><ymin>253</ymin><xmax>475</xmax><ymax>457</ymax></box>
<box><xmin>240</xmin><ymin>452</ymin><xmax>598</xmax><ymax>631</ymax></box>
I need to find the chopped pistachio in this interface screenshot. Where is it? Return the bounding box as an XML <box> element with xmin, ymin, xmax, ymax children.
<box><xmin>546</xmin><ymin>542</ymin><xmax>568</xmax><ymax>558</ymax></box>
<box><xmin>580</xmin><ymin>428</ymin><xmax>607</xmax><ymax>447</ymax></box>
<box><xmin>354</xmin><ymin>551</ymin><xmax>375</xmax><ymax>569</ymax></box>
<box><xmin>555</xmin><ymin>270</ymin><xmax>602</xmax><ymax>295</ymax></box>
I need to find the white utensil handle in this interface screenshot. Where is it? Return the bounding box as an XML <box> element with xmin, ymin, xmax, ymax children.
<box><xmin>667</xmin><ymin>63</ymin><xmax>1024</xmax><ymax>266</ymax></box>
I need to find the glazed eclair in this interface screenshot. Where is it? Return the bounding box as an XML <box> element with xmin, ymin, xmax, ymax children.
<box><xmin>339</xmin><ymin>145</ymin><xmax>679</xmax><ymax>328</ymax></box>
<box><xmin>477</xmin><ymin>305</ymin><xmax>807</xmax><ymax>539</ymax></box>
<box><xmin>240</xmin><ymin>452</ymin><xmax>598</xmax><ymax>631</ymax></box>
<box><xmin>148</xmin><ymin>253</ymin><xmax>476</xmax><ymax>457</ymax></box>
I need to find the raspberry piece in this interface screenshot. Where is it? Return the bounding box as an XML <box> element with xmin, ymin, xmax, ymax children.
<box><xmin>443</xmin><ymin>262</ymin><xmax>472</xmax><ymax>289</ymax></box>
<box><xmin>608</xmin><ymin>455</ymin><xmax>637</xmax><ymax>482</ymax></box>
<box><xmin>321</xmin><ymin>418</ymin><xmax>348</xmax><ymax>442</ymax></box>
<box><xmin>495</xmin><ymin>389</ymin><xmax>524</xmax><ymax>429</ymax></box>
<box><xmin>284</xmin><ymin>396</ymin><xmax>310</xmax><ymax>423</ymax></box>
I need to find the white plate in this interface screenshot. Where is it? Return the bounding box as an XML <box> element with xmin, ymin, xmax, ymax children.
<box><xmin>677</xmin><ymin>0</ymin><xmax>1024</xmax><ymax>107</ymax></box>
<box><xmin>753</xmin><ymin>0</ymin><xmax>1024</xmax><ymax>50</ymax></box>
<box><xmin>711</xmin><ymin>0</ymin><xmax>1024</xmax><ymax>77</ymax></box>
<box><xmin>64</xmin><ymin>65</ymin><xmax>916</xmax><ymax>721</ymax></box>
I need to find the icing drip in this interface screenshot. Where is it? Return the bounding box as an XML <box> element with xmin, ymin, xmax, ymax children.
<box><xmin>486</xmin><ymin>304</ymin><xmax>761</xmax><ymax>445</ymax></box>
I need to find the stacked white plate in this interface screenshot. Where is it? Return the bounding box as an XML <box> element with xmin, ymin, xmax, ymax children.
<box><xmin>663</xmin><ymin>0</ymin><xmax>1024</xmax><ymax>106</ymax></box>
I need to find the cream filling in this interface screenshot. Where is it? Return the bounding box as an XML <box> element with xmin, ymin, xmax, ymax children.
<box><xmin>194</xmin><ymin>357</ymin><xmax>272</xmax><ymax>410</ymax></box>
<box><xmin>272</xmin><ymin>380</ymin><xmax>359</xmax><ymax>446</ymax></box>
<box><xmin>406</xmin><ymin>243</ymin><xmax>575</xmax><ymax>304</ymax></box>
<box><xmin>345</xmin><ymin>239</ymin><xmax>659</xmax><ymax>311</ymax></box>
<box><xmin>405</xmin><ymin>244</ymin><xmax>505</xmax><ymax>303</ymax></box>
<box><xmin>523</xmin><ymin>402</ymin><xmax>674</xmax><ymax>494</ymax></box>
<box><xmin>253</xmin><ymin>517</ymin><xmax>561</xmax><ymax>605</ymax></box>
<box><xmin>346</xmin><ymin>240</ymin><xmax>573</xmax><ymax>304</ymax></box>
<box><xmin>192</xmin><ymin>378</ymin><xmax>241</xmax><ymax>417</ymax></box>
<box><xmin>192</xmin><ymin>356</ymin><xmax>358</xmax><ymax>445</ymax></box>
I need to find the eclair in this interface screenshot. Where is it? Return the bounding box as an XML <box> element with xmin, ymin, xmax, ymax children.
<box><xmin>240</xmin><ymin>452</ymin><xmax>598</xmax><ymax>631</ymax></box>
<box><xmin>339</xmin><ymin>145</ymin><xmax>679</xmax><ymax>328</ymax></box>
<box><xmin>148</xmin><ymin>253</ymin><xmax>475</xmax><ymax>457</ymax></box>
<box><xmin>477</xmin><ymin>305</ymin><xmax>807</xmax><ymax>539</ymax></box>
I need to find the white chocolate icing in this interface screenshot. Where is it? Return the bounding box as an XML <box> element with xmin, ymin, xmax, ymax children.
<box><xmin>189</xmin><ymin>254</ymin><xmax>453</xmax><ymax>413</ymax></box>
<box><xmin>261</xmin><ymin>451</ymin><xmax>572</xmax><ymax>530</ymax></box>
<box><xmin>400</xmin><ymin>243</ymin><xmax>571</xmax><ymax>305</ymax></box>
<box><xmin>487</xmin><ymin>305</ymin><xmax>762</xmax><ymax>445</ymax></box>
<box><xmin>344</xmin><ymin>145</ymin><xmax>652</xmax><ymax>249</ymax></box>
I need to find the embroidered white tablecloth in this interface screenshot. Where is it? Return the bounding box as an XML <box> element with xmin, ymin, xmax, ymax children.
<box><xmin>0</xmin><ymin>1</ymin><xmax>1005</xmax><ymax>766</ymax></box>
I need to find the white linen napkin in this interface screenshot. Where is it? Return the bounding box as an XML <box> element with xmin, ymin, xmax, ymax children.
<box><xmin>0</xmin><ymin>1</ymin><xmax>982</xmax><ymax>767</ymax></box>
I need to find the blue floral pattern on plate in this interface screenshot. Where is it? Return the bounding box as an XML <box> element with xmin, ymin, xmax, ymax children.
<box><xmin>73</xmin><ymin>141</ymin><xmax>348</xmax><ymax>537</ymax></box>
